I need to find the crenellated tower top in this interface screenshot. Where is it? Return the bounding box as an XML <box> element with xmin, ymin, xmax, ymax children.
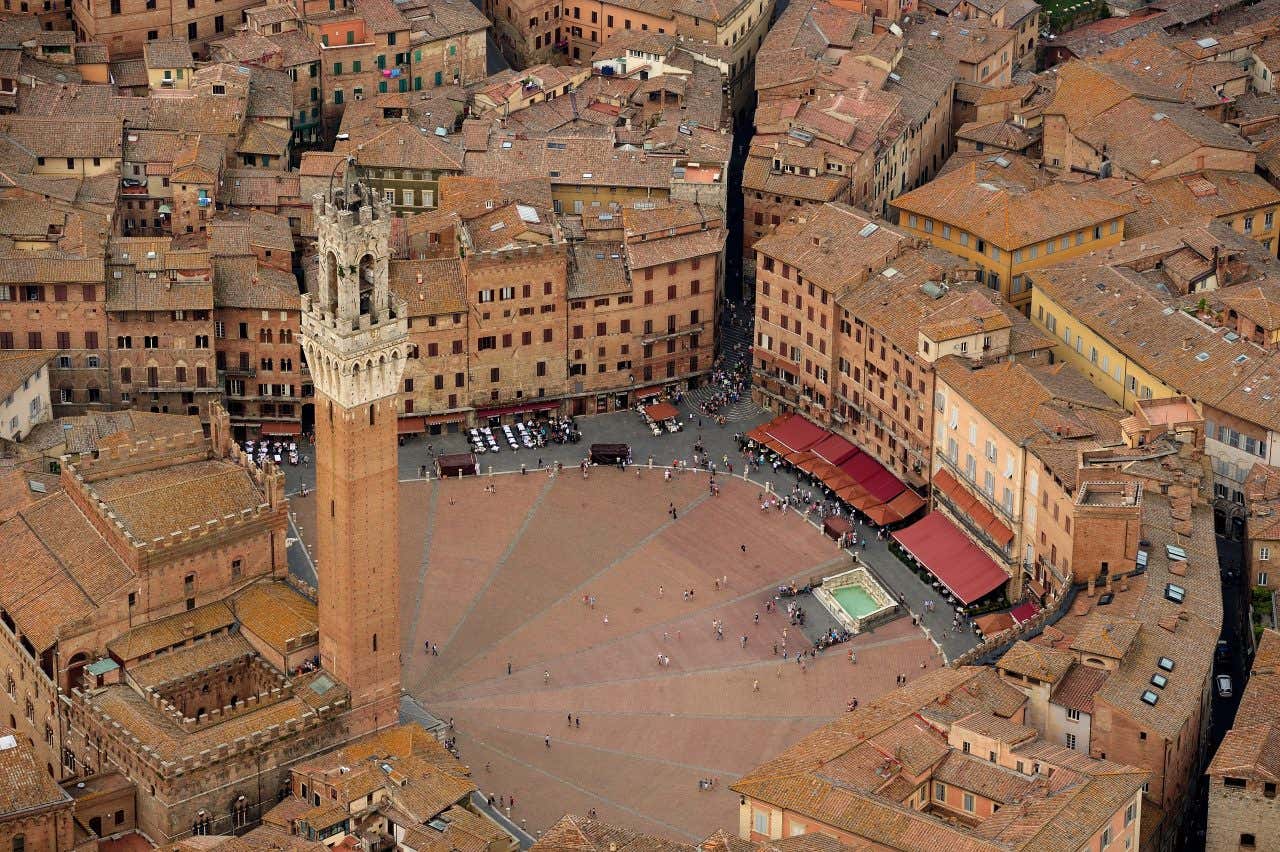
<box><xmin>301</xmin><ymin>182</ymin><xmax>408</xmax><ymax>409</ymax></box>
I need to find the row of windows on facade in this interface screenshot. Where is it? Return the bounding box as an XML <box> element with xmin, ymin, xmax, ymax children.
<box><xmin>1039</xmin><ymin>308</ymin><xmax>1163</xmax><ymax>402</ymax></box>
<box><xmin>331</xmin><ymin>70</ymin><xmax>454</xmax><ymax>102</ymax></box>
<box><xmin>0</xmin><ymin>327</ymin><xmax>288</xmax><ymax>353</ymax></box>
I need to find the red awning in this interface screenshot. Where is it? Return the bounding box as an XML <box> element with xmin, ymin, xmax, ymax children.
<box><xmin>811</xmin><ymin>433</ymin><xmax>859</xmax><ymax>466</ymax></box>
<box><xmin>477</xmin><ymin>401</ymin><xmax>559</xmax><ymax>418</ymax></box>
<box><xmin>425</xmin><ymin>412</ymin><xmax>467</xmax><ymax>425</ymax></box>
<box><xmin>1011</xmin><ymin>600</ymin><xmax>1040</xmax><ymax>624</ymax></box>
<box><xmin>932</xmin><ymin>469</ymin><xmax>1013</xmax><ymax>546</ymax></box>
<box><xmin>259</xmin><ymin>422</ymin><xmax>302</xmax><ymax>435</ymax></box>
<box><xmin>864</xmin><ymin>502</ymin><xmax>898</xmax><ymax>526</ymax></box>
<box><xmin>975</xmin><ymin>612</ymin><xmax>1015</xmax><ymax>636</ymax></box>
<box><xmin>848</xmin><ymin>491</ymin><xmax>884</xmax><ymax>512</ymax></box>
<box><xmin>823</xmin><ymin>470</ymin><xmax>856</xmax><ymax>492</ymax></box>
<box><xmin>872</xmin><ymin>489</ymin><xmax>926</xmax><ymax>525</ymax></box>
<box><xmin>893</xmin><ymin>513</ymin><xmax>1008</xmax><ymax>605</ymax></box>
<box><xmin>886</xmin><ymin>489</ymin><xmax>925</xmax><ymax>518</ymax></box>
<box><xmin>840</xmin><ymin>450</ymin><xmax>881</xmax><ymax>484</ymax></box>
<box><xmin>764</xmin><ymin>413</ymin><xmax>827</xmax><ymax>453</ymax></box>
<box><xmin>861</xmin><ymin>467</ymin><xmax>905</xmax><ymax>503</ymax></box>
<box><xmin>837</xmin><ymin>483</ymin><xmax>870</xmax><ymax>505</ymax></box>
<box><xmin>809</xmin><ymin>460</ymin><xmax>843</xmax><ymax>483</ymax></box>
<box><xmin>985</xmin><ymin>515</ymin><xmax>1015</xmax><ymax>547</ymax></box>
<box><xmin>746</xmin><ymin>425</ymin><xmax>770</xmax><ymax>444</ymax></box>
<box><xmin>644</xmin><ymin>402</ymin><xmax>679</xmax><ymax>421</ymax></box>
<box><xmin>933</xmin><ymin>468</ymin><xmax>977</xmax><ymax>515</ymax></box>
<box><xmin>635</xmin><ymin>386</ymin><xmax>664</xmax><ymax>400</ymax></box>
<box><xmin>397</xmin><ymin>416</ymin><xmax>426</xmax><ymax>434</ymax></box>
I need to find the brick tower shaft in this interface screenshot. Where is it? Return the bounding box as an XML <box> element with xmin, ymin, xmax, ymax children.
<box><xmin>301</xmin><ymin>180</ymin><xmax>408</xmax><ymax>736</ymax></box>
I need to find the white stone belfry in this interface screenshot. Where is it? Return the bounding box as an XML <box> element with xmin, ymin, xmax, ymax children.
<box><xmin>301</xmin><ymin>182</ymin><xmax>408</xmax><ymax>407</ymax></box>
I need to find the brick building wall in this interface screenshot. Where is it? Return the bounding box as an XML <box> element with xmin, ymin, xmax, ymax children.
<box><xmin>626</xmin><ymin>255</ymin><xmax>715</xmax><ymax>390</ymax></box>
<box><xmin>214</xmin><ymin>306</ymin><xmax>306</xmax><ymax>435</ymax></box>
<box><xmin>485</xmin><ymin>0</ymin><xmax>561</xmax><ymax>65</ymax></box>
<box><xmin>410</xmin><ymin>27</ymin><xmax>487</xmax><ymax>90</ymax></box>
<box><xmin>0</xmin><ymin>800</ymin><xmax>78</xmax><ymax>852</ymax></box>
<box><xmin>0</xmin><ymin>273</ymin><xmax>110</xmax><ymax>418</ymax></box>
<box><xmin>71</xmin><ymin>0</ymin><xmax>261</xmax><ymax>58</ymax></box>
<box><xmin>466</xmin><ymin>248</ymin><xmax>570</xmax><ymax>409</ymax></box>
<box><xmin>108</xmin><ymin>310</ymin><xmax>219</xmax><ymax>419</ymax></box>
<box><xmin>1207</xmin><ymin>776</ymin><xmax>1280</xmax><ymax>851</ymax></box>
<box><xmin>751</xmin><ymin>257</ymin><xmax>836</xmax><ymax>422</ymax></box>
<box><xmin>841</xmin><ymin>315</ymin><xmax>934</xmax><ymax>490</ymax></box>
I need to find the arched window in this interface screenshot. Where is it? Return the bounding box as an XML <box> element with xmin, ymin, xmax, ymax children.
<box><xmin>369</xmin><ymin>404</ymin><xmax>375</xmax><ymax>426</ymax></box>
<box><xmin>193</xmin><ymin>810</ymin><xmax>212</xmax><ymax>835</ymax></box>
<box><xmin>232</xmin><ymin>794</ymin><xmax>250</xmax><ymax>829</ymax></box>
<box><xmin>13</xmin><ymin>834</ymin><xmax>25</xmax><ymax>852</ymax></box>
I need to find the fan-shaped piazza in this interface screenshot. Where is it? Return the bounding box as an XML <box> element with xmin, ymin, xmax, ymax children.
<box><xmin>304</xmin><ymin>469</ymin><xmax>941</xmax><ymax>840</ymax></box>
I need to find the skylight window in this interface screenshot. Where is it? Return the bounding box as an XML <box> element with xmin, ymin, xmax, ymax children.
<box><xmin>1150</xmin><ymin>673</ymin><xmax>1168</xmax><ymax>689</ymax></box>
<box><xmin>1164</xmin><ymin>583</ymin><xmax>1185</xmax><ymax>604</ymax></box>
<box><xmin>1158</xmin><ymin>656</ymin><xmax>1175</xmax><ymax>672</ymax></box>
<box><xmin>1141</xmin><ymin>690</ymin><xmax>1159</xmax><ymax>706</ymax></box>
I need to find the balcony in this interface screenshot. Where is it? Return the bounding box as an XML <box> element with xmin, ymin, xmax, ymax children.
<box><xmin>221</xmin><ymin>365</ymin><xmax>257</xmax><ymax>378</ymax></box>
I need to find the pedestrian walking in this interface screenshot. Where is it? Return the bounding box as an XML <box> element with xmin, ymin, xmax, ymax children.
<box><xmin>545</xmin><ymin>734</ymin><xmax>551</xmax><ymax>748</ymax></box>
<box><xmin>753</xmin><ymin>679</ymin><xmax>760</xmax><ymax>692</ymax></box>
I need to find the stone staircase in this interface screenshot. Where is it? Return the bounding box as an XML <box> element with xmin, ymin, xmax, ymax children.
<box><xmin>685</xmin><ymin>302</ymin><xmax>762</xmax><ymax>422</ymax></box>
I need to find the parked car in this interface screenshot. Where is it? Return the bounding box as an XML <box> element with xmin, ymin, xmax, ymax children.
<box><xmin>1216</xmin><ymin>674</ymin><xmax>1233</xmax><ymax>699</ymax></box>
<box><xmin>1217</xmin><ymin>640</ymin><xmax>1231</xmax><ymax>663</ymax></box>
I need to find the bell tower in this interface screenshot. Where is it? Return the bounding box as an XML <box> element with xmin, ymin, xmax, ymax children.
<box><xmin>300</xmin><ymin>181</ymin><xmax>408</xmax><ymax>736</ymax></box>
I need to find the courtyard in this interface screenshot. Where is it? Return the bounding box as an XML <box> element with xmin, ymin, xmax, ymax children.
<box><xmin>292</xmin><ymin>467</ymin><xmax>943</xmax><ymax>842</ymax></box>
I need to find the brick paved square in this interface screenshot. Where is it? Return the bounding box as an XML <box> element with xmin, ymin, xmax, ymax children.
<box><xmin>295</xmin><ymin>466</ymin><xmax>940</xmax><ymax>841</ymax></box>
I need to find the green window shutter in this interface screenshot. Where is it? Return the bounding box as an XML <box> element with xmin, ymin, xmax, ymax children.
<box><xmin>378</xmin><ymin>80</ymin><xmax>388</xmax><ymax>93</ymax></box>
<box><xmin>353</xmin><ymin>59</ymin><xmax>361</xmax><ymax>72</ymax></box>
<box><xmin>333</xmin><ymin>62</ymin><xmax>341</xmax><ymax>75</ymax></box>
<box><xmin>377</xmin><ymin>54</ymin><xmax>385</xmax><ymax>69</ymax></box>
<box><xmin>334</xmin><ymin>90</ymin><xmax>343</xmax><ymax>104</ymax></box>
<box><xmin>414</xmin><ymin>76</ymin><xmax>422</xmax><ymax>90</ymax></box>
<box><xmin>398</xmin><ymin>78</ymin><xmax>407</xmax><ymax>92</ymax></box>
<box><xmin>434</xmin><ymin>71</ymin><xmax>442</xmax><ymax>86</ymax></box>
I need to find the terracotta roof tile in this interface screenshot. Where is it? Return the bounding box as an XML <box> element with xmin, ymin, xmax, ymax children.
<box><xmin>231</xmin><ymin>581</ymin><xmax>317</xmax><ymax>655</ymax></box>
<box><xmin>1050</xmin><ymin>663</ymin><xmax>1110</xmax><ymax>713</ymax></box>
<box><xmin>0</xmin><ymin>725</ymin><xmax>70</xmax><ymax>816</ymax></box>
<box><xmin>998</xmin><ymin>641</ymin><xmax>1077</xmax><ymax>683</ymax></box>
